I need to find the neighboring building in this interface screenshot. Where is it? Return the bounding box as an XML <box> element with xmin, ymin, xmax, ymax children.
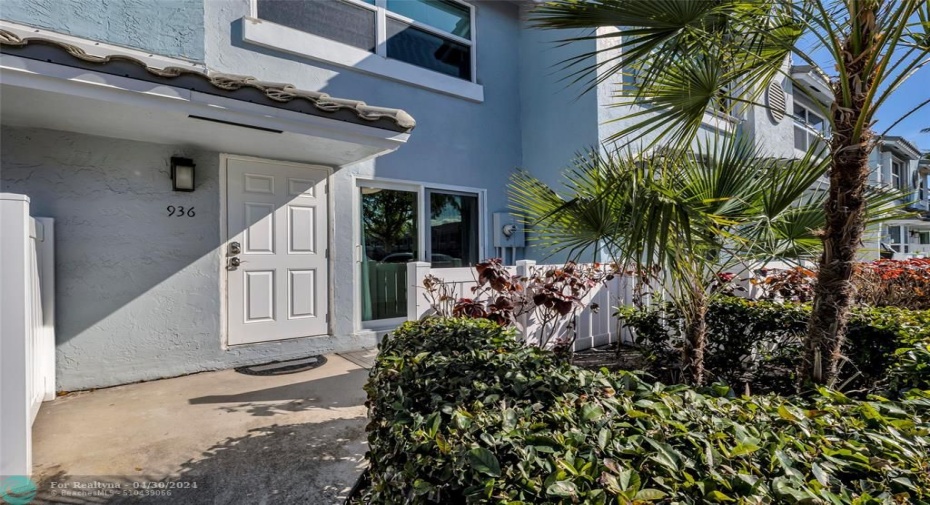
<box><xmin>870</xmin><ymin>138</ymin><xmax>930</xmax><ymax>257</ymax></box>
<box><xmin>728</xmin><ymin>64</ymin><xmax>929</xmax><ymax>260</ymax></box>
<box><xmin>1</xmin><ymin>1</ymin><xmax>925</xmax><ymax>390</ymax></box>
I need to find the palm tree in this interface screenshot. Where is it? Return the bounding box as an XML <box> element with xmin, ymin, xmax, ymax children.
<box><xmin>511</xmin><ymin>137</ymin><xmax>905</xmax><ymax>385</ymax></box>
<box><xmin>529</xmin><ymin>0</ymin><xmax>930</xmax><ymax>386</ymax></box>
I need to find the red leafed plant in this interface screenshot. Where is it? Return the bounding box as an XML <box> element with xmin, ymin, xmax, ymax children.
<box><xmin>423</xmin><ymin>258</ymin><xmax>613</xmax><ymax>351</ymax></box>
<box><xmin>753</xmin><ymin>266</ymin><xmax>818</xmax><ymax>303</ymax></box>
<box><xmin>853</xmin><ymin>258</ymin><xmax>930</xmax><ymax>310</ymax></box>
<box><xmin>753</xmin><ymin>259</ymin><xmax>930</xmax><ymax>310</ymax></box>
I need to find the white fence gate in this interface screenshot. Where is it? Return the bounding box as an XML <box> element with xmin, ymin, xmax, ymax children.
<box><xmin>1</xmin><ymin>193</ymin><xmax>55</xmax><ymax>477</ymax></box>
<box><xmin>407</xmin><ymin>260</ymin><xmax>634</xmax><ymax>350</ymax></box>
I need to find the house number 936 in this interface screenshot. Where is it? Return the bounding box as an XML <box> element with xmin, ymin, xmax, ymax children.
<box><xmin>167</xmin><ymin>206</ymin><xmax>195</xmax><ymax>217</ymax></box>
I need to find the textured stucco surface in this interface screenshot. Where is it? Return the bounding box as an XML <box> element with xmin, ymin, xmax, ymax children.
<box><xmin>746</xmin><ymin>88</ymin><xmax>793</xmax><ymax>157</ymax></box>
<box><xmin>1</xmin><ymin>0</ymin><xmax>204</xmax><ymax>62</ymax></box>
<box><xmin>0</xmin><ymin>127</ymin><xmax>372</xmax><ymax>391</ymax></box>
<box><xmin>518</xmin><ymin>23</ymin><xmax>599</xmax><ymax>187</ymax></box>
<box><xmin>743</xmin><ymin>60</ymin><xmax>798</xmax><ymax>159</ymax></box>
<box><xmin>516</xmin><ymin>21</ymin><xmax>600</xmax><ymax>262</ymax></box>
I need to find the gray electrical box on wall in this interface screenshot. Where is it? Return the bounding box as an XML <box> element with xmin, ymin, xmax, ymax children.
<box><xmin>492</xmin><ymin>212</ymin><xmax>525</xmax><ymax>248</ymax></box>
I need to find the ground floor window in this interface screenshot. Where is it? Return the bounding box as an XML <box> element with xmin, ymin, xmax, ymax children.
<box><xmin>429</xmin><ymin>190</ymin><xmax>479</xmax><ymax>268</ymax></box>
<box><xmin>886</xmin><ymin>225</ymin><xmax>903</xmax><ymax>252</ymax></box>
<box><xmin>358</xmin><ymin>180</ymin><xmax>483</xmax><ymax>323</ymax></box>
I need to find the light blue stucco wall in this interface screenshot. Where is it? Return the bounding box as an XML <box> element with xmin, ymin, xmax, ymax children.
<box><xmin>744</xmin><ymin>77</ymin><xmax>797</xmax><ymax>159</ymax></box>
<box><xmin>1</xmin><ymin>0</ymin><xmax>204</xmax><ymax>62</ymax></box>
<box><xmin>517</xmin><ymin>21</ymin><xmax>600</xmax><ymax>261</ymax></box>
<box><xmin>0</xmin><ymin>127</ymin><xmax>375</xmax><ymax>390</ymax></box>
<box><xmin>518</xmin><ymin>23</ymin><xmax>599</xmax><ymax>187</ymax></box>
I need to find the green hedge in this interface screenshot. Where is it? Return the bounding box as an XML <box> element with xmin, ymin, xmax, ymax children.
<box><xmin>361</xmin><ymin>318</ymin><xmax>930</xmax><ymax>503</ymax></box>
<box><xmin>619</xmin><ymin>299</ymin><xmax>930</xmax><ymax>396</ymax></box>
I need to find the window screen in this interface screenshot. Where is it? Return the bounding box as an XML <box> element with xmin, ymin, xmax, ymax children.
<box><xmin>257</xmin><ymin>0</ymin><xmax>376</xmax><ymax>52</ymax></box>
<box><xmin>386</xmin><ymin>19</ymin><xmax>471</xmax><ymax>80</ymax></box>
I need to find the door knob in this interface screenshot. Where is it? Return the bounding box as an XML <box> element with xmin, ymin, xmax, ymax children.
<box><xmin>229</xmin><ymin>257</ymin><xmax>241</xmax><ymax>268</ymax></box>
<box><xmin>229</xmin><ymin>241</ymin><xmax>241</xmax><ymax>255</ymax></box>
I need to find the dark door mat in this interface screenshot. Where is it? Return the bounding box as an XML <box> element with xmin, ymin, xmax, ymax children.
<box><xmin>235</xmin><ymin>355</ymin><xmax>327</xmax><ymax>376</ymax></box>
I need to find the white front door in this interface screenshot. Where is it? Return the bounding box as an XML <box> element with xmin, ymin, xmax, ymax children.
<box><xmin>226</xmin><ymin>157</ymin><xmax>329</xmax><ymax>345</ymax></box>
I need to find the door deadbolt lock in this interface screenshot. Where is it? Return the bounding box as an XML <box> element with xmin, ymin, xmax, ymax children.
<box><xmin>229</xmin><ymin>257</ymin><xmax>241</xmax><ymax>268</ymax></box>
<box><xmin>229</xmin><ymin>241</ymin><xmax>241</xmax><ymax>255</ymax></box>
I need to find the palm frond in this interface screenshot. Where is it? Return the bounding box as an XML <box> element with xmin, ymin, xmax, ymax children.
<box><xmin>530</xmin><ymin>0</ymin><xmax>802</xmax><ymax>150</ymax></box>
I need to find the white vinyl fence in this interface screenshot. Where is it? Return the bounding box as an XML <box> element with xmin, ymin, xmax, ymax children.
<box><xmin>1</xmin><ymin>193</ymin><xmax>55</xmax><ymax>476</ymax></box>
<box><xmin>407</xmin><ymin>260</ymin><xmax>635</xmax><ymax>350</ymax></box>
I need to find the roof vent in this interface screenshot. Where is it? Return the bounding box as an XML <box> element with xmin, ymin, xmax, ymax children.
<box><xmin>767</xmin><ymin>81</ymin><xmax>786</xmax><ymax>123</ymax></box>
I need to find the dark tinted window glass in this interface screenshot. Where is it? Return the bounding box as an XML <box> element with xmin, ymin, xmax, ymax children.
<box><xmin>429</xmin><ymin>192</ymin><xmax>478</xmax><ymax>268</ymax></box>
<box><xmin>888</xmin><ymin>226</ymin><xmax>902</xmax><ymax>243</ymax></box>
<box><xmin>258</xmin><ymin>0</ymin><xmax>376</xmax><ymax>52</ymax></box>
<box><xmin>386</xmin><ymin>19</ymin><xmax>471</xmax><ymax>80</ymax></box>
<box><xmin>386</xmin><ymin>0</ymin><xmax>471</xmax><ymax>38</ymax></box>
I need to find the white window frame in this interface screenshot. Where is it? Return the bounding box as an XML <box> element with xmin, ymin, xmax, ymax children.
<box><xmin>793</xmin><ymin>102</ymin><xmax>828</xmax><ymax>152</ymax></box>
<box><xmin>352</xmin><ymin>176</ymin><xmax>487</xmax><ymax>330</ymax></box>
<box><xmin>891</xmin><ymin>159</ymin><xmax>903</xmax><ymax>190</ymax></box>
<box><xmin>886</xmin><ymin>225</ymin><xmax>905</xmax><ymax>253</ymax></box>
<box><xmin>918</xmin><ymin>231</ymin><xmax>930</xmax><ymax>246</ymax></box>
<box><xmin>245</xmin><ymin>0</ymin><xmax>483</xmax><ymax>102</ymax></box>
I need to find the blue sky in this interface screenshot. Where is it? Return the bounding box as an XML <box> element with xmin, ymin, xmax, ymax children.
<box><xmin>873</xmin><ymin>68</ymin><xmax>930</xmax><ymax>150</ymax></box>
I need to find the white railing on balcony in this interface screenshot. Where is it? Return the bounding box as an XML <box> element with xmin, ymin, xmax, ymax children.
<box><xmin>1</xmin><ymin>194</ymin><xmax>55</xmax><ymax>476</ymax></box>
<box><xmin>407</xmin><ymin>260</ymin><xmax>635</xmax><ymax>351</ymax></box>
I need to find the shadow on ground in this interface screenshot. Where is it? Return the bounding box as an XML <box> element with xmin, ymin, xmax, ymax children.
<box><xmin>32</xmin><ymin>416</ymin><xmax>368</xmax><ymax>505</ymax></box>
<box><xmin>188</xmin><ymin>367</ymin><xmax>369</xmax><ymax>417</ymax></box>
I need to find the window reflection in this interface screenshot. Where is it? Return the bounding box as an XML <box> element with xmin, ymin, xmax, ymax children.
<box><xmin>387</xmin><ymin>0</ymin><xmax>471</xmax><ymax>38</ymax></box>
<box><xmin>361</xmin><ymin>188</ymin><xmax>417</xmax><ymax>321</ymax></box>
<box><xmin>429</xmin><ymin>192</ymin><xmax>478</xmax><ymax>268</ymax></box>
<box><xmin>386</xmin><ymin>20</ymin><xmax>471</xmax><ymax>80</ymax></box>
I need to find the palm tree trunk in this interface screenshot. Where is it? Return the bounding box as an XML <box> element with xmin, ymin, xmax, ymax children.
<box><xmin>803</xmin><ymin>1</ymin><xmax>878</xmax><ymax>387</ymax></box>
<box><xmin>682</xmin><ymin>289</ymin><xmax>707</xmax><ymax>386</ymax></box>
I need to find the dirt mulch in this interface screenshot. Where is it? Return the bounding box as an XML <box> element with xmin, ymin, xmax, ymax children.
<box><xmin>571</xmin><ymin>343</ymin><xmax>646</xmax><ymax>372</ymax></box>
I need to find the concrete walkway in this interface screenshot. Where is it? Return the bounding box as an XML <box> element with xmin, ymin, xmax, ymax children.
<box><xmin>31</xmin><ymin>354</ymin><xmax>371</xmax><ymax>504</ymax></box>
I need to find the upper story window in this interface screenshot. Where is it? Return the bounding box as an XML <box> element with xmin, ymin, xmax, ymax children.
<box><xmin>793</xmin><ymin>102</ymin><xmax>828</xmax><ymax>154</ymax></box>
<box><xmin>891</xmin><ymin>159</ymin><xmax>904</xmax><ymax>189</ymax></box>
<box><xmin>256</xmin><ymin>0</ymin><xmax>474</xmax><ymax>81</ymax></box>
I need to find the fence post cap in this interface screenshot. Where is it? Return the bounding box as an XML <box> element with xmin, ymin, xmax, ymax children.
<box><xmin>0</xmin><ymin>193</ymin><xmax>30</xmax><ymax>202</ymax></box>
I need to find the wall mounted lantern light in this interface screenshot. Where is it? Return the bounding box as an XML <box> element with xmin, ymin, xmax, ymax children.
<box><xmin>171</xmin><ymin>157</ymin><xmax>195</xmax><ymax>192</ymax></box>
